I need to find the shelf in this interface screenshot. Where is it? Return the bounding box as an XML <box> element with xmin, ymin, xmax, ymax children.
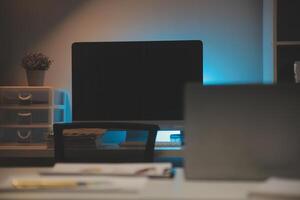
<box><xmin>0</xmin><ymin>143</ymin><xmax>48</xmax><ymax>149</ymax></box>
<box><xmin>0</xmin><ymin>124</ymin><xmax>52</xmax><ymax>128</ymax></box>
<box><xmin>276</xmin><ymin>41</ymin><xmax>300</xmax><ymax>46</ymax></box>
<box><xmin>263</xmin><ymin>0</ymin><xmax>300</xmax><ymax>83</ymax></box>
<box><xmin>0</xmin><ymin>146</ymin><xmax>53</xmax><ymax>157</ymax></box>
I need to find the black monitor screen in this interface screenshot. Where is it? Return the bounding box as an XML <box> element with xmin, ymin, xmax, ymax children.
<box><xmin>72</xmin><ymin>40</ymin><xmax>203</xmax><ymax>121</ymax></box>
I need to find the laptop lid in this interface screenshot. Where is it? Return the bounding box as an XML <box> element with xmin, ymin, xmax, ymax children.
<box><xmin>184</xmin><ymin>84</ymin><xmax>300</xmax><ymax>180</ymax></box>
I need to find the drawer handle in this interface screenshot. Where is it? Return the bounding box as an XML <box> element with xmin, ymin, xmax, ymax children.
<box><xmin>18</xmin><ymin>93</ymin><xmax>32</xmax><ymax>101</ymax></box>
<box><xmin>17</xmin><ymin>130</ymin><xmax>32</xmax><ymax>140</ymax></box>
<box><xmin>17</xmin><ymin>112</ymin><xmax>32</xmax><ymax>117</ymax></box>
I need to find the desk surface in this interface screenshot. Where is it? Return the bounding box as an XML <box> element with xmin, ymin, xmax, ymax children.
<box><xmin>0</xmin><ymin>167</ymin><xmax>260</xmax><ymax>200</ymax></box>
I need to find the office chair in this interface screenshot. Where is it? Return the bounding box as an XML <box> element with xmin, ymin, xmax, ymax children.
<box><xmin>54</xmin><ymin>122</ymin><xmax>159</xmax><ymax>163</ymax></box>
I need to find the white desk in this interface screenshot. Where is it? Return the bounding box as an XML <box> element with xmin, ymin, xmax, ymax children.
<box><xmin>0</xmin><ymin>167</ymin><xmax>261</xmax><ymax>200</ymax></box>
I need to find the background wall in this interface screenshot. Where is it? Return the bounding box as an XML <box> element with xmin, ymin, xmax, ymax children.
<box><xmin>0</xmin><ymin>0</ymin><xmax>263</xmax><ymax>91</ymax></box>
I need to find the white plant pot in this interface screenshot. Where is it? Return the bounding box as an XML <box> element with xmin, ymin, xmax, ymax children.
<box><xmin>26</xmin><ymin>70</ymin><xmax>45</xmax><ymax>86</ymax></box>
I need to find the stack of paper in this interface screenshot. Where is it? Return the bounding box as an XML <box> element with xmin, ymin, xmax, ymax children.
<box><xmin>248</xmin><ymin>178</ymin><xmax>300</xmax><ymax>200</ymax></box>
<box><xmin>40</xmin><ymin>163</ymin><xmax>173</xmax><ymax>178</ymax></box>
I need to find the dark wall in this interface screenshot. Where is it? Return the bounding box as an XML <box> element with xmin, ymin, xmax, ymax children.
<box><xmin>0</xmin><ymin>1</ymin><xmax>12</xmax><ymax>85</ymax></box>
<box><xmin>0</xmin><ymin>0</ymin><xmax>86</xmax><ymax>85</ymax></box>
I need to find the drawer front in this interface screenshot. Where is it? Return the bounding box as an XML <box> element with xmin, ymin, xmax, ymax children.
<box><xmin>0</xmin><ymin>128</ymin><xmax>49</xmax><ymax>144</ymax></box>
<box><xmin>0</xmin><ymin>109</ymin><xmax>50</xmax><ymax>125</ymax></box>
<box><xmin>0</xmin><ymin>89</ymin><xmax>50</xmax><ymax>105</ymax></box>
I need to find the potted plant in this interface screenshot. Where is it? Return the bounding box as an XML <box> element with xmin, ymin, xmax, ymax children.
<box><xmin>21</xmin><ymin>53</ymin><xmax>52</xmax><ymax>86</ymax></box>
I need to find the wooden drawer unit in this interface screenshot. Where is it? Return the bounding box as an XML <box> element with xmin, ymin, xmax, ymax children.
<box><xmin>0</xmin><ymin>87</ymin><xmax>66</xmax><ymax>150</ymax></box>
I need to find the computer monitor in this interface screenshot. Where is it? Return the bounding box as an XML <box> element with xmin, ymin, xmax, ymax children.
<box><xmin>72</xmin><ymin>41</ymin><xmax>203</xmax><ymax>128</ymax></box>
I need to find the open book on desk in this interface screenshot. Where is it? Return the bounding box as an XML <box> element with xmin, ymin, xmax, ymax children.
<box><xmin>40</xmin><ymin>163</ymin><xmax>173</xmax><ymax>178</ymax></box>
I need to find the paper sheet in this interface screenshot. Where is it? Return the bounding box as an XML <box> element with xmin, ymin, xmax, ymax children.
<box><xmin>41</xmin><ymin>163</ymin><xmax>173</xmax><ymax>178</ymax></box>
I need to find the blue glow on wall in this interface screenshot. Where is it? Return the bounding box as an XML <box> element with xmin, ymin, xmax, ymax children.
<box><xmin>116</xmin><ymin>0</ymin><xmax>263</xmax><ymax>85</ymax></box>
<box><xmin>125</xmin><ymin>33</ymin><xmax>262</xmax><ymax>85</ymax></box>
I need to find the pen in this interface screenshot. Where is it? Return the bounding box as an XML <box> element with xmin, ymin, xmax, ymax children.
<box><xmin>12</xmin><ymin>179</ymin><xmax>110</xmax><ymax>189</ymax></box>
<box><xmin>134</xmin><ymin>167</ymin><xmax>156</xmax><ymax>175</ymax></box>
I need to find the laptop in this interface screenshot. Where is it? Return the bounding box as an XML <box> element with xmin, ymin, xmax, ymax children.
<box><xmin>184</xmin><ymin>84</ymin><xmax>300</xmax><ymax>180</ymax></box>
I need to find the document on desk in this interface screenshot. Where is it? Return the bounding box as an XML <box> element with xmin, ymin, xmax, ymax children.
<box><xmin>0</xmin><ymin>175</ymin><xmax>147</xmax><ymax>193</ymax></box>
<box><xmin>40</xmin><ymin>163</ymin><xmax>173</xmax><ymax>178</ymax></box>
<box><xmin>248</xmin><ymin>177</ymin><xmax>300</xmax><ymax>200</ymax></box>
